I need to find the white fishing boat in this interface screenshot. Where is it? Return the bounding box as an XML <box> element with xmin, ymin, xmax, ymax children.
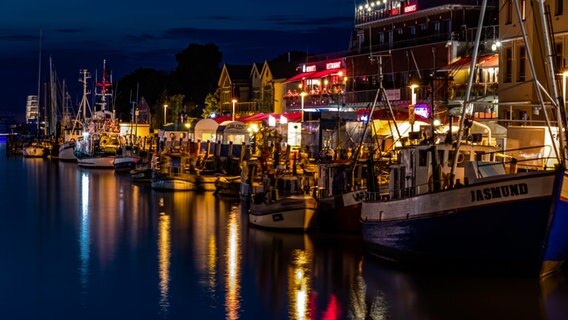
<box><xmin>360</xmin><ymin>1</ymin><xmax>568</xmax><ymax>278</ymax></box>
<box><xmin>249</xmin><ymin>174</ymin><xmax>318</xmax><ymax>231</ymax></box>
<box><xmin>151</xmin><ymin>150</ymin><xmax>198</xmax><ymax>191</ymax></box>
<box><xmin>73</xmin><ymin>61</ymin><xmax>119</xmax><ymax>169</ymax></box>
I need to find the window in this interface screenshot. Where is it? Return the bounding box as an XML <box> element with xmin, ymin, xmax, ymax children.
<box><xmin>555</xmin><ymin>43</ymin><xmax>564</xmax><ymax>71</ymax></box>
<box><xmin>419</xmin><ymin>23</ymin><xmax>427</xmax><ymax>31</ymax></box>
<box><xmin>379</xmin><ymin>32</ymin><xmax>385</xmax><ymax>44</ymax></box>
<box><xmin>506</xmin><ymin>0</ymin><xmax>512</xmax><ymax>24</ymax></box>
<box><xmin>434</xmin><ymin>21</ymin><xmax>440</xmax><ymax>32</ymax></box>
<box><xmin>520</xmin><ymin>0</ymin><xmax>526</xmax><ymax>20</ymax></box>
<box><xmin>410</xmin><ymin>26</ymin><xmax>416</xmax><ymax>35</ymax></box>
<box><xmin>556</xmin><ymin>0</ymin><xmax>563</xmax><ymax>16</ymax></box>
<box><xmin>505</xmin><ymin>48</ymin><xmax>512</xmax><ymax>83</ymax></box>
<box><xmin>518</xmin><ymin>46</ymin><xmax>526</xmax><ymax>82</ymax></box>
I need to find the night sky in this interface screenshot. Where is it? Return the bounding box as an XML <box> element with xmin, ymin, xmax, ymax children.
<box><xmin>0</xmin><ymin>0</ymin><xmax>354</xmax><ymax>120</ymax></box>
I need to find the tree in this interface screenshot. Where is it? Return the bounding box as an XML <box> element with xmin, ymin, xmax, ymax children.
<box><xmin>202</xmin><ymin>88</ymin><xmax>220</xmax><ymax>118</ymax></box>
<box><xmin>173</xmin><ymin>43</ymin><xmax>222</xmax><ymax>106</ymax></box>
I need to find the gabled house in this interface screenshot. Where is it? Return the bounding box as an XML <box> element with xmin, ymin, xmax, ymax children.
<box><xmin>218</xmin><ymin>64</ymin><xmax>259</xmax><ymax>116</ymax></box>
<box><xmin>259</xmin><ymin>59</ymin><xmax>299</xmax><ymax>114</ymax></box>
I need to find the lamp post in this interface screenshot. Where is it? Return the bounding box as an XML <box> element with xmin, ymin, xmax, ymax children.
<box><xmin>163</xmin><ymin>104</ymin><xmax>168</xmax><ymax>126</ymax></box>
<box><xmin>409</xmin><ymin>83</ymin><xmax>418</xmax><ymax>131</ymax></box>
<box><xmin>231</xmin><ymin>99</ymin><xmax>237</xmax><ymax>121</ymax></box>
<box><xmin>300</xmin><ymin>92</ymin><xmax>307</xmax><ymax>123</ymax></box>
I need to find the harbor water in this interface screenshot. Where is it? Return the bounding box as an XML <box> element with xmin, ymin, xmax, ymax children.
<box><xmin>1</xmin><ymin>143</ymin><xmax>568</xmax><ymax>320</ymax></box>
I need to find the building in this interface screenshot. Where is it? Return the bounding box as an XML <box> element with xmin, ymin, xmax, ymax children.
<box><xmin>346</xmin><ymin>0</ymin><xmax>499</xmax><ymax>122</ymax></box>
<box><xmin>498</xmin><ymin>0</ymin><xmax>567</xmax><ymax>125</ymax></box>
<box><xmin>217</xmin><ymin>55</ymin><xmax>305</xmax><ymax>116</ymax></box>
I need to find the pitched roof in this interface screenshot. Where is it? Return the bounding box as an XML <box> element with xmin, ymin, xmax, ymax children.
<box><xmin>225</xmin><ymin>65</ymin><xmax>252</xmax><ymax>82</ymax></box>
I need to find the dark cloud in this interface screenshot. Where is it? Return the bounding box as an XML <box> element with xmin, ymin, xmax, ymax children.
<box><xmin>0</xmin><ymin>34</ymin><xmax>38</xmax><ymax>41</ymax></box>
<box><xmin>54</xmin><ymin>28</ymin><xmax>83</xmax><ymax>33</ymax></box>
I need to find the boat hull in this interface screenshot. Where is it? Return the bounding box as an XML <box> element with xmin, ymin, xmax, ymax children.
<box><xmin>318</xmin><ymin>190</ymin><xmax>364</xmax><ymax>233</ymax></box>
<box><xmin>113</xmin><ymin>156</ymin><xmax>140</xmax><ymax>173</ymax></box>
<box><xmin>215</xmin><ymin>176</ymin><xmax>241</xmax><ymax>197</ymax></box>
<box><xmin>58</xmin><ymin>142</ymin><xmax>77</xmax><ymax>162</ymax></box>
<box><xmin>197</xmin><ymin>175</ymin><xmax>218</xmax><ymax>191</ymax></box>
<box><xmin>361</xmin><ymin>171</ymin><xmax>568</xmax><ymax>276</ymax></box>
<box><xmin>77</xmin><ymin>156</ymin><xmax>115</xmax><ymax>169</ymax></box>
<box><xmin>249</xmin><ymin>195</ymin><xmax>318</xmax><ymax>231</ymax></box>
<box><xmin>151</xmin><ymin>177</ymin><xmax>198</xmax><ymax>191</ymax></box>
<box><xmin>22</xmin><ymin>146</ymin><xmax>45</xmax><ymax>158</ymax></box>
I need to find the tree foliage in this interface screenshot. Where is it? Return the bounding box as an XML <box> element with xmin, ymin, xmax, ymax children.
<box><xmin>114</xmin><ymin>68</ymin><xmax>170</xmax><ymax>122</ymax></box>
<box><xmin>202</xmin><ymin>88</ymin><xmax>221</xmax><ymax>118</ymax></box>
<box><xmin>173</xmin><ymin>43</ymin><xmax>222</xmax><ymax>106</ymax></box>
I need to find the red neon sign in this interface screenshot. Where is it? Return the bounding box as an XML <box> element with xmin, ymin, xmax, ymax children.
<box><xmin>404</xmin><ymin>4</ymin><xmax>417</xmax><ymax>13</ymax></box>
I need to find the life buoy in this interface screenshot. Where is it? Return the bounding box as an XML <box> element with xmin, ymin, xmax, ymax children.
<box><xmin>100</xmin><ymin>136</ymin><xmax>110</xmax><ymax>146</ymax></box>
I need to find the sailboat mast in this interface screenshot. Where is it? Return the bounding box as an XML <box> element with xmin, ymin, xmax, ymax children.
<box><xmin>36</xmin><ymin>28</ymin><xmax>42</xmax><ymax>135</ymax></box>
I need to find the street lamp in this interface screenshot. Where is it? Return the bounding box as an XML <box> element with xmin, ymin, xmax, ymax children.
<box><xmin>300</xmin><ymin>92</ymin><xmax>307</xmax><ymax>123</ymax></box>
<box><xmin>163</xmin><ymin>104</ymin><xmax>168</xmax><ymax>126</ymax></box>
<box><xmin>232</xmin><ymin>99</ymin><xmax>237</xmax><ymax>121</ymax></box>
<box><xmin>408</xmin><ymin>83</ymin><xmax>419</xmax><ymax>131</ymax></box>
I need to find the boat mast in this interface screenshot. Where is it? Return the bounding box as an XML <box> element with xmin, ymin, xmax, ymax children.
<box><xmin>78</xmin><ymin>69</ymin><xmax>91</xmax><ymax>129</ymax></box>
<box><xmin>36</xmin><ymin>28</ymin><xmax>42</xmax><ymax>135</ymax></box>
<box><xmin>534</xmin><ymin>0</ymin><xmax>567</xmax><ymax>167</ymax></box>
<box><xmin>450</xmin><ymin>0</ymin><xmax>487</xmax><ymax>184</ymax></box>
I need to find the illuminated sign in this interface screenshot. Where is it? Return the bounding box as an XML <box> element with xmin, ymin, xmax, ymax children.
<box><xmin>303</xmin><ymin>65</ymin><xmax>317</xmax><ymax>72</ymax></box>
<box><xmin>391</xmin><ymin>8</ymin><xmax>399</xmax><ymax>15</ymax></box>
<box><xmin>404</xmin><ymin>4</ymin><xmax>417</xmax><ymax>13</ymax></box>
<box><xmin>415</xmin><ymin>104</ymin><xmax>430</xmax><ymax>118</ymax></box>
<box><xmin>326</xmin><ymin>61</ymin><xmax>341</xmax><ymax>70</ymax></box>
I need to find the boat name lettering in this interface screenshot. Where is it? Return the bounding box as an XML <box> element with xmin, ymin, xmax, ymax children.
<box><xmin>470</xmin><ymin>183</ymin><xmax>528</xmax><ymax>202</ymax></box>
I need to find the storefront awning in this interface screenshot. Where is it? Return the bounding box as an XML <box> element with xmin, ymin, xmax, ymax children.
<box><xmin>286</xmin><ymin>68</ymin><xmax>345</xmax><ymax>82</ymax></box>
<box><xmin>286</xmin><ymin>71</ymin><xmax>316</xmax><ymax>82</ymax></box>
<box><xmin>439</xmin><ymin>54</ymin><xmax>498</xmax><ymax>72</ymax></box>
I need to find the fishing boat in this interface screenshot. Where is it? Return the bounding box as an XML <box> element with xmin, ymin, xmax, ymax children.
<box><xmin>22</xmin><ymin>141</ymin><xmax>47</xmax><ymax>158</ymax></box>
<box><xmin>360</xmin><ymin>1</ymin><xmax>568</xmax><ymax>278</ymax></box>
<box><xmin>249</xmin><ymin>174</ymin><xmax>318</xmax><ymax>231</ymax></box>
<box><xmin>316</xmin><ymin>160</ymin><xmax>368</xmax><ymax>233</ymax></box>
<box><xmin>151</xmin><ymin>133</ymin><xmax>198</xmax><ymax>191</ymax></box>
<box><xmin>113</xmin><ymin>144</ymin><xmax>141</xmax><ymax>173</ymax></box>
<box><xmin>214</xmin><ymin>175</ymin><xmax>241</xmax><ymax>197</ymax></box>
<box><xmin>151</xmin><ymin>149</ymin><xmax>198</xmax><ymax>191</ymax></box>
<box><xmin>73</xmin><ymin>61</ymin><xmax>119</xmax><ymax>169</ymax></box>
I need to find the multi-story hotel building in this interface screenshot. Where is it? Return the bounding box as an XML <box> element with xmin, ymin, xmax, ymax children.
<box><xmin>498</xmin><ymin>0</ymin><xmax>567</xmax><ymax>125</ymax></box>
<box><xmin>345</xmin><ymin>0</ymin><xmax>499</xmax><ymax>121</ymax></box>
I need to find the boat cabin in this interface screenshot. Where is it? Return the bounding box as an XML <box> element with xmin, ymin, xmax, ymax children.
<box><xmin>386</xmin><ymin>143</ymin><xmax>500</xmax><ymax>199</ymax></box>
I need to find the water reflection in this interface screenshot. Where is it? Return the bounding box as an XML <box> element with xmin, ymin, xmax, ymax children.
<box><xmin>289</xmin><ymin>248</ymin><xmax>312</xmax><ymax>320</ymax></box>
<box><xmin>225</xmin><ymin>206</ymin><xmax>241</xmax><ymax>320</ymax></box>
<box><xmin>361</xmin><ymin>259</ymin><xmax>552</xmax><ymax>319</ymax></box>
<box><xmin>247</xmin><ymin>228</ymin><xmax>314</xmax><ymax>319</ymax></box>
<box><xmin>79</xmin><ymin>172</ymin><xmax>91</xmax><ymax>294</ymax></box>
<box><xmin>158</xmin><ymin>213</ymin><xmax>171</xmax><ymax>316</ymax></box>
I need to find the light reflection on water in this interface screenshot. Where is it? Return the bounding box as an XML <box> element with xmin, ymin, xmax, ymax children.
<box><xmin>225</xmin><ymin>206</ymin><xmax>241</xmax><ymax>320</ymax></box>
<box><xmin>1</xmin><ymin>147</ymin><xmax>568</xmax><ymax>319</ymax></box>
<box><xmin>79</xmin><ymin>172</ymin><xmax>90</xmax><ymax>295</ymax></box>
<box><xmin>158</xmin><ymin>213</ymin><xmax>171</xmax><ymax>316</ymax></box>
